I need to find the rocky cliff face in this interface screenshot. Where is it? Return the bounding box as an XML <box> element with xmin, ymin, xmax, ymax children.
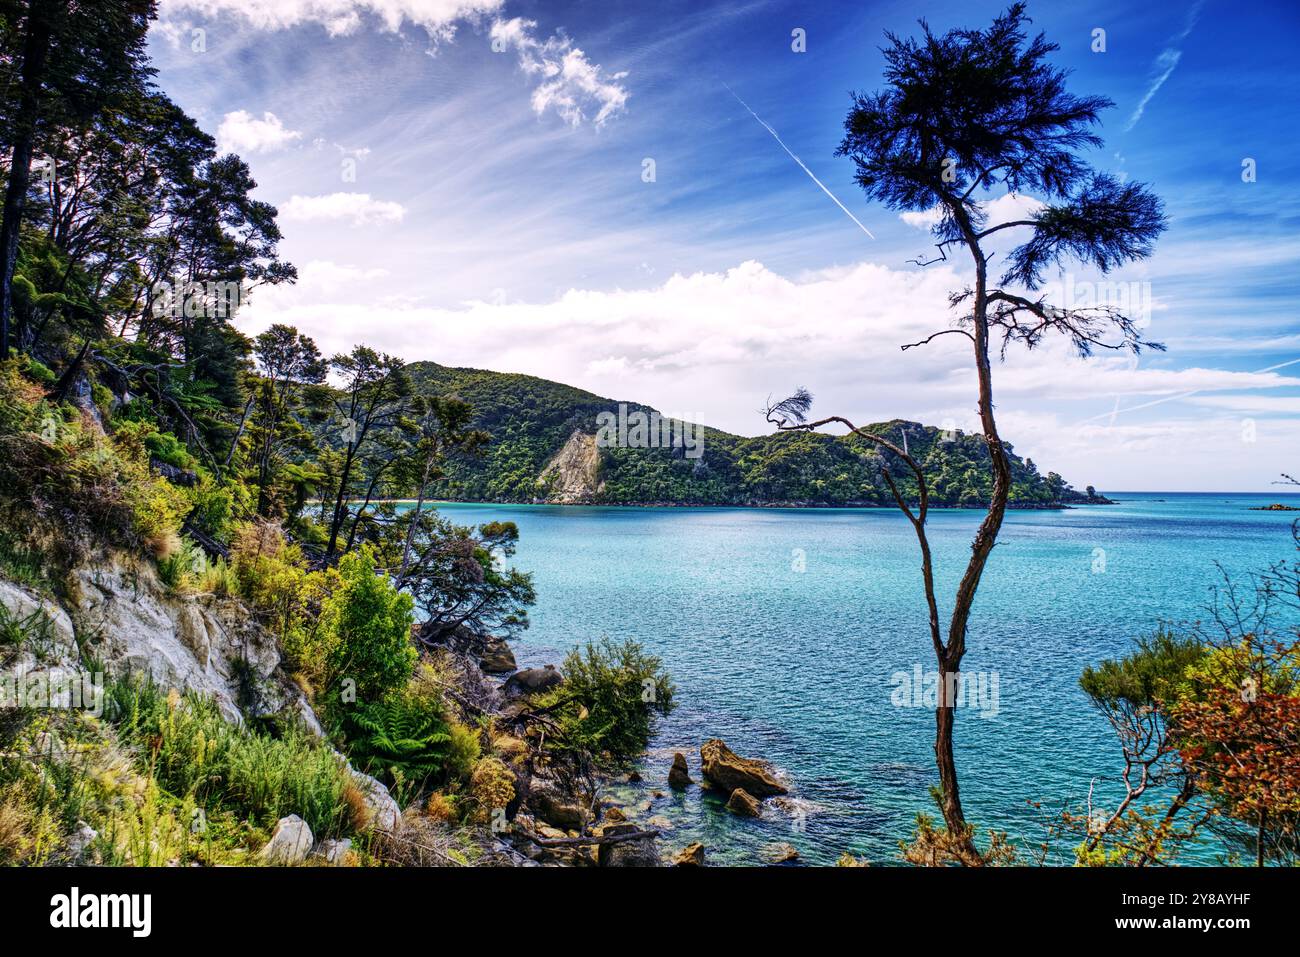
<box><xmin>47</xmin><ymin>554</ymin><xmax>319</xmax><ymax>730</ymax></box>
<box><xmin>537</xmin><ymin>429</ymin><xmax>603</xmax><ymax>503</ymax></box>
<box><xmin>0</xmin><ymin>551</ymin><xmax>401</xmax><ymax>835</ymax></box>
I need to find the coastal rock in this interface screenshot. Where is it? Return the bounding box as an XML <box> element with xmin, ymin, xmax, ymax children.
<box><xmin>538</xmin><ymin>429</ymin><xmax>605</xmax><ymax>504</ymax></box>
<box><xmin>596</xmin><ymin>822</ymin><xmax>660</xmax><ymax>867</ymax></box>
<box><xmin>762</xmin><ymin>842</ymin><xmax>800</xmax><ymax>864</ymax></box>
<box><xmin>700</xmin><ymin>739</ymin><xmax>787</xmax><ymax>798</ymax></box>
<box><xmin>68</xmin><ymin>557</ymin><xmax>300</xmax><ymax>726</ymax></box>
<box><xmin>647</xmin><ymin>815</ymin><xmax>674</xmax><ymax>831</ymax></box>
<box><xmin>672</xmin><ymin>842</ymin><xmax>705</xmax><ymax>867</ymax></box>
<box><xmin>260</xmin><ymin>815</ymin><xmax>314</xmax><ymax>864</ymax></box>
<box><xmin>0</xmin><ymin>579</ymin><xmax>79</xmax><ymax>670</ymax></box>
<box><xmin>349</xmin><ymin>768</ymin><xmax>401</xmax><ymax>833</ymax></box>
<box><xmin>65</xmin><ymin>822</ymin><xmax>98</xmax><ymax>863</ymax></box>
<box><xmin>529</xmin><ymin>780</ymin><xmax>585</xmax><ymax>831</ymax></box>
<box><xmin>505</xmin><ymin>664</ymin><xmax>564</xmax><ymax>695</ymax></box>
<box><xmin>479</xmin><ymin>637</ymin><xmax>517</xmax><ymax>674</ymax></box>
<box><xmin>726</xmin><ymin>788</ymin><xmax>761</xmax><ymax>817</ymax></box>
<box><xmin>668</xmin><ymin>752</ymin><xmax>692</xmax><ymax>789</ymax></box>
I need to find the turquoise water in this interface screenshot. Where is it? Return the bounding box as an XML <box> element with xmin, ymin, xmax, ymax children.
<box><xmin>424</xmin><ymin>493</ymin><xmax>1299</xmax><ymax>865</ymax></box>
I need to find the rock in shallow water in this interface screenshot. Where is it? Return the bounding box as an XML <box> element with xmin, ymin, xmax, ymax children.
<box><xmin>700</xmin><ymin>739</ymin><xmax>787</xmax><ymax>798</ymax></box>
<box><xmin>668</xmin><ymin>752</ymin><xmax>692</xmax><ymax>789</ymax></box>
<box><xmin>672</xmin><ymin>842</ymin><xmax>706</xmax><ymax>866</ymax></box>
<box><xmin>726</xmin><ymin>788</ymin><xmax>762</xmax><ymax>817</ymax></box>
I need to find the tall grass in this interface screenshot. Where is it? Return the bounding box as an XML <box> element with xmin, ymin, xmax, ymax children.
<box><xmin>106</xmin><ymin>675</ymin><xmax>353</xmax><ymax>838</ymax></box>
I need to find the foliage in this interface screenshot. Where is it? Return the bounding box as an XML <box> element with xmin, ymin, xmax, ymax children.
<box><xmin>535</xmin><ymin>638</ymin><xmax>675</xmax><ymax>773</ymax></box>
<box><xmin>405</xmin><ymin>362</ymin><xmax>1101</xmax><ymax>507</ymax></box>
<box><xmin>105</xmin><ymin>677</ymin><xmax>354</xmax><ymax>838</ymax></box>
<box><xmin>321</xmin><ymin>545</ymin><xmax>416</xmax><ymax>707</ymax></box>
<box><xmin>467</xmin><ymin>757</ymin><xmax>515</xmax><ymax>826</ymax></box>
<box><xmin>402</xmin><ymin>513</ymin><xmax>536</xmax><ymax>639</ymax></box>
<box><xmin>343</xmin><ymin>695</ymin><xmax>452</xmax><ymax>787</ymax></box>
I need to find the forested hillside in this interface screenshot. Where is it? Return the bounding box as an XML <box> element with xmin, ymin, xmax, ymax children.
<box><xmin>406</xmin><ymin>361</ymin><xmax>1107</xmax><ymax>507</ymax></box>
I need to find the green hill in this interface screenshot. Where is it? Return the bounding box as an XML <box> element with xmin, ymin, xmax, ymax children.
<box><xmin>406</xmin><ymin>362</ymin><xmax>1107</xmax><ymax>508</ymax></box>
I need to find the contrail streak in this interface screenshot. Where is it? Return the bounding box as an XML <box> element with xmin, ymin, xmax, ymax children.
<box><xmin>723</xmin><ymin>83</ymin><xmax>875</xmax><ymax>240</ymax></box>
<box><xmin>1080</xmin><ymin>355</ymin><xmax>1300</xmax><ymax>425</ymax></box>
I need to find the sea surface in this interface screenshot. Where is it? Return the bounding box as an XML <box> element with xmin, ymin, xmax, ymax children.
<box><xmin>415</xmin><ymin>493</ymin><xmax>1299</xmax><ymax>865</ymax></box>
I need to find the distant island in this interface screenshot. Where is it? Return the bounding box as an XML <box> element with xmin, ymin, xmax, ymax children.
<box><xmin>405</xmin><ymin>362</ymin><xmax>1112</xmax><ymax>509</ymax></box>
<box><xmin>1251</xmin><ymin>503</ymin><xmax>1300</xmax><ymax>511</ymax></box>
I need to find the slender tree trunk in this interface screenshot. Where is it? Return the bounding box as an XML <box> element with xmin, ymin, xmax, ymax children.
<box><xmin>326</xmin><ymin>441</ymin><xmax>359</xmax><ymax>559</ymax></box>
<box><xmin>931</xmin><ymin>210</ymin><xmax>1013</xmax><ymax>857</ymax></box>
<box><xmin>0</xmin><ymin>7</ymin><xmax>54</xmax><ymax>358</ymax></box>
<box><xmin>398</xmin><ymin>445</ymin><xmax>438</xmax><ymax>585</ymax></box>
<box><xmin>224</xmin><ymin>394</ymin><xmax>255</xmax><ymax>469</ymax></box>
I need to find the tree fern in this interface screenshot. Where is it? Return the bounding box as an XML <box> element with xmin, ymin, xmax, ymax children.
<box><xmin>346</xmin><ymin>698</ymin><xmax>452</xmax><ymax>785</ymax></box>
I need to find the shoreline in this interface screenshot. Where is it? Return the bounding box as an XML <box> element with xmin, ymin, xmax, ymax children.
<box><xmin>334</xmin><ymin>498</ymin><xmax>1117</xmax><ymax>511</ymax></box>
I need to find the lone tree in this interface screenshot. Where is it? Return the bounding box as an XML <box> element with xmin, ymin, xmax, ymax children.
<box><xmin>766</xmin><ymin>4</ymin><xmax>1166</xmax><ymax>860</ymax></box>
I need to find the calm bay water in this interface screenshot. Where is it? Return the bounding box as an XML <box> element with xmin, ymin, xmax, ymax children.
<box><xmin>423</xmin><ymin>493</ymin><xmax>1298</xmax><ymax>865</ymax></box>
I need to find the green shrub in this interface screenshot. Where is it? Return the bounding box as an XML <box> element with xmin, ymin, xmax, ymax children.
<box><xmin>20</xmin><ymin>356</ymin><xmax>55</xmax><ymax>386</ymax></box>
<box><xmin>537</xmin><ymin>637</ymin><xmax>676</xmax><ymax>770</ymax></box>
<box><xmin>321</xmin><ymin>545</ymin><xmax>416</xmax><ymax>707</ymax></box>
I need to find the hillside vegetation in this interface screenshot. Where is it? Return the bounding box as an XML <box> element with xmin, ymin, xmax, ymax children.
<box><xmin>406</xmin><ymin>361</ymin><xmax>1106</xmax><ymax>507</ymax></box>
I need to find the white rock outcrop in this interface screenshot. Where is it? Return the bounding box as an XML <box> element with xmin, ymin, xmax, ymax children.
<box><xmin>259</xmin><ymin>815</ymin><xmax>314</xmax><ymax>864</ymax></box>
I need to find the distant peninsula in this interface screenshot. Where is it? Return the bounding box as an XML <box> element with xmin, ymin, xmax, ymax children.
<box><xmin>403</xmin><ymin>362</ymin><xmax>1112</xmax><ymax>509</ymax></box>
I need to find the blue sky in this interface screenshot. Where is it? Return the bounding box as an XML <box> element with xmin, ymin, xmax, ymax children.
<box><xmin>148</xmin><ymin>0</ymin><xmax>1300</xmax><ymax>491</ymax></box>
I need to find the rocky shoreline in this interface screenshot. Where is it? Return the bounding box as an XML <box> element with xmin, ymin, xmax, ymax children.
<box><xmin>419</xmin><ymin>623</ymin><xmax>797</xmax><ymax>867</ymax></box>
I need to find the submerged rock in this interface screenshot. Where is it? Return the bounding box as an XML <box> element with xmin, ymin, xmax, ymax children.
<box><xmin>672</xmin><ymin>842</ymin><xmax>706</xmax><ymax>867</ymax></box>
<box><xmin>700</xmin><ymin>739</ymin><xmax>787</xmax><ymax>798</ymax></box>
<box><xmin>668</xmin><ymin>752</ymin><xmax>692</xmax><ymax>790</ymax></box>
<box><xmin>762</xmin><ymin>842</ymin><xmax>800</xmax><ymax>865</ymax></box>
<box><xmin>726</xmin><ymin>788</ymin><xmax>761</xmax><ymax>817</ymax></box>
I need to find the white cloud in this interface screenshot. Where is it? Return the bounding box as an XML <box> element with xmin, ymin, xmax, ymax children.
<box><xmin>216</xmin><ymin>110</ymin><xmax>302</xmax><ymax>155</ymax></box>
<box><xmin>236</xmin><ymin>255</ymin><xmax>1300</xmax><ymax>489</ymax></box>
<box><xmin>158</xmin><ymin>0</ymin><xmax>503</xmax><ymax>42</ymax></box>
<box><xmin>281</xmin><ymin>192</ymin><xmax>406</xmax><ymax>225</ymax></box>
<box><xmin>490</xmin><ymin>17</ymin><xmax>629</xmax><ymax>127</ymax></box>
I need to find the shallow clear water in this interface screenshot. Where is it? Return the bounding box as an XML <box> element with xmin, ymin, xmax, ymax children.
<box><xmin>420</xmin><ymin>493</ymin><xmax>1298</xmax><ymax>865</ymax></box>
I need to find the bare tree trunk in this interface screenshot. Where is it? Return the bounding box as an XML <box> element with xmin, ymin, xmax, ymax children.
<box><xmin>927</xmin><ymin>211</ymin><xmax>1013</xmax><ymax>856</ymax></box>
<box><xmin>325</xmin><ymin>441</ymin><xmax>358</xmax><ymax>559</ymax></box>
<box><xmin>0</xmin><ymin>6</ymin><xmax>53</xmax><ymax>358</ymax></box>
<box><xmin>398</xmin><ymin>445</ymin><xmax>437</xmax><ymax>585</ymax></box>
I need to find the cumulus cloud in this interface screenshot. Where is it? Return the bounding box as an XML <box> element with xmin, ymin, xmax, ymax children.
<box><xmin>216</xmin><ymin>110</ymin><xmax>302</xmax><ymax>155</ymax></box>
<box><xmin>490</xmin><ymin>17</ymin><xmax>629</xmax><ymax>127</ymax></box>
<box><xmin>158</xmin><ymin>0</ymin><xmax>503</xmax><ymax>42</ymax></box>
<box><xmin>233</xmin><ymin>254</ymin><xmax>1300</xmax><ymax>488</ymax></box>
<box><xmin>281</xmin><ymin>192</ymin><xmax>406</xmax><ymax>225</ymax></box>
